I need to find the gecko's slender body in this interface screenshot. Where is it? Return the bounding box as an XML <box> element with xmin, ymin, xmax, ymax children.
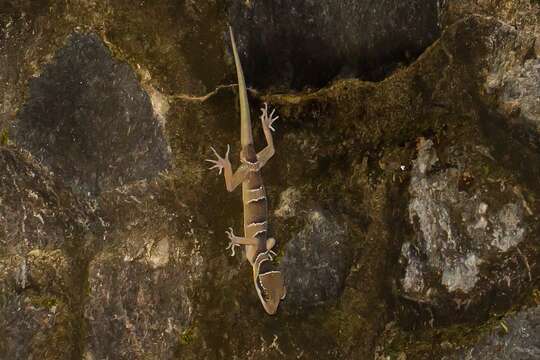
<box><xmin>206</xmin><ymin>27</ymin><xmax>286</xmax><ymax>315</ymax></box>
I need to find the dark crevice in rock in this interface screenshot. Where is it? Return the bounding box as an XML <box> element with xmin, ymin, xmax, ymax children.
<box><xmin>14</xmin><ymin>32</ymin><xmax>170</xmax><ymax>196</ymax></box>
<box><xmin>228</xmin><ymin>0</ymin><xmax>442</xmax><ymax>90</ymax></box>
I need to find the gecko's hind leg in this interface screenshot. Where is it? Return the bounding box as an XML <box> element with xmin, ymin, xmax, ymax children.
<box><xmin>225</xmin><ymin>227</ymin><xmax>258</xmax><ymax>256</ymax></box>
<box><xmin>266</xmin><ymin>237</ymin><xmax>276</xmax><ymax>251</ymax></box>
<box><xmin>225</xmin><ymin>241</ymin><xmax>241</xmax><ymax>257</ymax></box>
<box><xmin>266</xmin><ymin>237</ymin><xmax>277</xmax><ymax>258</ymax></box>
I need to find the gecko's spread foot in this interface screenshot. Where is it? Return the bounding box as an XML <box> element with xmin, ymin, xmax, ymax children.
<box><xmin>226</xmin><ymin>241</ymin><xmax>240</xmax><ymax>257</ymax></box>
<box><xmin>225</xmin><ymin>227</ymin><xmax>241</xmax><ymax>256</ymax></box>
<box><xmin>225</xmin><ymin>227</ymin><xmax>239</xmax><ymax>242</ymax></box>
<box><xmin>205</xmin><ymin>145</ymin><xmax>230</xmax><ymax>174</ymax></box>
<box><xmin>260</xmin><ymin>102</ymin><xmax>279</xmax><ymax>132</ymax></box>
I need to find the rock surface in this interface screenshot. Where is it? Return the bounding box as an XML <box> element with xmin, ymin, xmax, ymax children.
<box><xmin>229</xmin><ymin>0</ymin><xmax>441</xmax><ymax>89</ymax></box>
<box><xmin>280</xmin><ymin>209</ymin><xmax>350</xmax><ymax>309</ymax></box>
<box><xmin>85</xmin><ymin>178</ymin><xmax>200</xmax><ymax>359</ymax></box>
<box><xmin>401</xmin><ymin>138</ymin><xmax>531</xmax><ymax>312</ymax></box>
<box><xmin>490</xmin><ymin>58</ymin><xmax>540</xmax><ymax>138</ymax></box>
<box><xmin>0</xmin><ymin>147</ymin><xmax>103</xmax><ymax>359</ymax></box>
<box><xmin>449</xmin><ymin>306</ymin><xmax>540</xmax><ymax>360</ymax></box>
<box><xmin>14</xmin><ymin>33</ymin><xmax>170</xmax><ymax>196</ymax></box>
<box><xmin>1</xmin><ymin>1</ymin><xmax>540</xmax><ymax>359</ymax></box>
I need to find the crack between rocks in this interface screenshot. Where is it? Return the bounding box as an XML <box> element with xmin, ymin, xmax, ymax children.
<box><xmin>170</xmin><ymin>83</ymin><xmax>266</xmax><ymax>103</ymax></box>
<box><xmin>170</xmin><ymin>83</ymin><xmax>237</xmax><ymax>102</ymax></box>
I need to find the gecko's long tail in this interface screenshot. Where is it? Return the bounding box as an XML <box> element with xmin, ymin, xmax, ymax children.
<box><xmin>229</xmin><ymin>26</ymin><xmax>253</xmax><ymax>147</ymax></box>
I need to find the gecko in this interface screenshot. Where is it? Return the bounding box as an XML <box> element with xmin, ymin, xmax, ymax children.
<box><xmin>206</xmin><ymin>27</ymin><xmax>286</xmax><ymax>315</ymax></box>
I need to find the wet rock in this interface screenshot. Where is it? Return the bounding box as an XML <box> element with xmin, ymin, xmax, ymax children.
<box><xmin>280</xmin><ymin>209</ymin><xmax>349</xmax><ymax>309</ymax></box>
<box><xmin>14</xmin><ymin>33</ymin><xmax>170</xmax><ymax>196</ymax></box>
<box><xmin>449</xmin><ymin>306</ymin><xmax>540</xmax><ymax>360</ymax></box>
<box><xmin>228</xmin><ymin>0</ymin><xmax>441</xmax><ymax>89</ymax></box>
<box><xmin>376</xmin><ymin>305</ymin><xmax>540</xmax><ymax>360</ymax></box>
<box><xmin>0</xmin><ymin>146</ymin><xmax>104</xmax><ymax>257</ymax></box>
<box><xmin>401</xmin><ymin>139</ymin><xmax>530</xmax><ymax>306</ymax></box>
<box><xmin>442</xmin><ymin>0</ymin><xmax>540</xmax><ymax>33</ymax></box>
<box><xmin>85</xmin><ymin>179</ymin><xmax>201</xmax><ymax>359</ymax></box>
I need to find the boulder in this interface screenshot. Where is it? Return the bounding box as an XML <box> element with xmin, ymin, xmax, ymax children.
<box><xmin>401</xmin><ymin>138</ymin><xmax>532</xmax><ymax>315</ymax></box>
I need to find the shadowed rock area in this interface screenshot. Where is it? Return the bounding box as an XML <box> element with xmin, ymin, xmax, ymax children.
<box><xmin>14</xmin><ymin>33</ymin><xmax>170</xmax><ymax>196</ymax></box>
<box><xmin>229</xmin><ymin>0</ymin><xmax>441</xmax><ymax>89</ymax></box>
<box><xmin>1</xmin><ymin>0</ymin><xmax>540</xmax><ymax>359</ymax></box>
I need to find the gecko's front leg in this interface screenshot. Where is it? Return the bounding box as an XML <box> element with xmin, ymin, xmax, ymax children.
<box><xmin>206</xmin><ymin>144</ymin><xmax>231</xmax><ymax>175</ymax></box>
<box><xmin>256</xmin><ymin>103</ymin><xmax>279</xmax><ymax>168</ymax></box>
<box><xmin>205</xmin><ymin>145</ymin><xmax>248</xmax><ymax>192</ymax></box>
<box><xmin>261</xmin><ymin>102</ymin><xmax>279</xmax><ymax>132</ymax></box>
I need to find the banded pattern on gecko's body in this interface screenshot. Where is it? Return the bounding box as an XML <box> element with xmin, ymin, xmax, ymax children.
<box><xmin>242</xmin><ymin>145</ymin><xmax>269</xmax><ymax>255</ymax></box>
<box><xmin>206</xmin><ymin>27</ymin><xmax>286</xmax><ymax>315</ymax></box>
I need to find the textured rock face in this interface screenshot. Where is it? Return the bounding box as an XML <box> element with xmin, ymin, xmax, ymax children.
<box><xmin>2</xmin><ymin>1</ymin><xmax>540</xmax><ymax>359</ymax></box>
<box><xmin>85</xmin><ymin>179</ymin><xmax>202</xmax><ymax>359</ymax></box>
<box><xmin>280</xmin><ymin>209</ymin><xmax>349</xmax><ymax>309</ymax></box>
<box><xmin>491</xmin><ymin>58</ymin><xmax>540</xmax><ymax>137</ymax></box>
<box><xmin>0</xmin><ymin>249</ymin><xmax>73</xmax><ymax>359</ymax></box>
<box><xmin>14</xmin><ymin>33</ymin><xmax>170</xmax><ymax>195</ymax></box>
<box><xmin>0</xmin><ymin>147</ymin><xmax>102</xmax><ymax>359</ymax></box>
<box><xmin>0</xmin><ymin>148</ymin><xmax>68</xmax><ymax>253</ymax></box>
<box><xmin>479</xmin><ymin>20</ymin><xmax>540</xmax><ymax>143</ymax></box>
<box><xmin>449</xmin><ymin>306</ymin><xmax>540</xmax><ymax>360</ymax></box>
<box><xmin>401</xmin><ymin>139</ymin><xmax>530</xmax><ymax>306</ymax></box>
<box><xmin>228</xmin><ymin>0</ymin><xmax>441</xmax><ymax>89</ymax></box>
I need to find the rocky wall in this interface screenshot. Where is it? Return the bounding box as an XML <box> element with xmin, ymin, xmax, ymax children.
<box><xmin>1</xmin><ymin>1</ymin><xmax>539</xmax><ymax>359</ymax></box>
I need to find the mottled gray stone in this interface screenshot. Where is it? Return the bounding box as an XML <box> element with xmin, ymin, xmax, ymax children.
<box><xmin>498</xmin><ymin>59</ymin><xmax>540</xmax><ymax>136</ymax></box>
<box><xmin>280</xmin><ymin>210</ymin><xmax>349</xmax><ymax>309</ymax></box>
<box><xmin>0</xmin><ymin>250</ymin><xmax>74</xmax><ymax>360</ymax></box>
<box><xmin>481</xmin><ymin>20</ymin><xmax>540</xmax><ymax>140</ymax></box>
<box><xmin>2</xmin><ymin>2</ymin><xmax>540</xmax><ymax>358</ymax></box>
<box><xmin>450</xmin><ymin>306</ymin><xmax>540</xmax><ymax>360</ymax></box>
<box><xmin>0</xmin><ymin>148</ymin><xmax>67</xmax><ymax>252</ymax></box>
<box><xmin>401</xmin><ymin>139</ymin><xmax>528</xmax><ymax>303</ymax></box>
<box><xmin>14</xmin><ymin>33</ymin><xmax>170</xmax><ymax>196</ymax></box>
<box><xmin>228</xmin><ymin>0</ymin><xmax>441</xmax><ymax>89</ymax></box>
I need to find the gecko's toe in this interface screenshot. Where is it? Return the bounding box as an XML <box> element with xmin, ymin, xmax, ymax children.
<box><xmin>226</xmin><ymin>241</ymin><xmax>239</xmax><ymax>257</ymax></box>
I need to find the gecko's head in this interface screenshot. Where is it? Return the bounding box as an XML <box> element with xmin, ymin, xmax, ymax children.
<box><xmin>254</xmin><ymin>253</ymin><xmax>287</xmax><ymax>315</ymax></box>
